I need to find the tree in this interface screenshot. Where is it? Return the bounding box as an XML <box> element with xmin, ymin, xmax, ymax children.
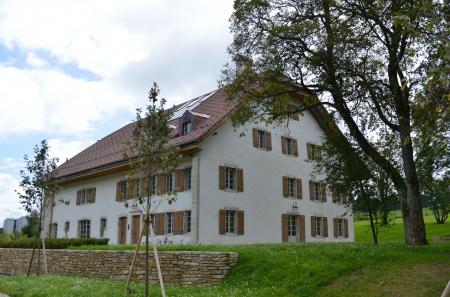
<box><xmin>222</xmin><ymin>0</ymin><xmax>448</xmax><ymax>245</ymax></box>
<box><xmin>21</xmin><ymin>212</ymin><xmax>40</xmax><ymax>238</ymax></box>
<box><xmin>17</xmin><ymin>140</ymin><xmax>59</xmax><ymax>275</ymax></box>
<box><xmin>124</xmin><ymin>83</ymin><xmax>181</xmax><ymax>297</ymax></box>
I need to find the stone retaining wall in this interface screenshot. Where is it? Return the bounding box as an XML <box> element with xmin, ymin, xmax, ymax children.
<box><xmin>0</xmin><ymin>248</ymin><xmax>238</xmax><ymax>285</ymax></box>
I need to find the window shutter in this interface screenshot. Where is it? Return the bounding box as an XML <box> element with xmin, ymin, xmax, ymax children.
<box><xmin>237</xmin><ymin>168</ymin><xmax>244</xmax><ymax>192</ymax></box>
<box><xmin>281</xmin><ymin>137</ymin><xmax>287</xmax><ymax>154</ymax></box>
<box><xmin>126</xmin><ymin>181</ymin><xmax>134</xmax><ymax>199</ymax></box>
<box><xmin>173</xmin><ymin>212</ymin><xmax>184</xmax><ymax>235</ymax></box>
<box><xmin>219</xmin><ymin>166</ymin><xmax>226</xmax><ymax>190</ymax></box>
<box><xmin>157</xmin><ymin>174</ymin><xmax>166</xmax><ymax>194</ymax></box>
<box><xmin>332</xmin><ymin>189</ymin><xmax>337</xmax><ymax>203</ymax></box>
<box><xmin>76</xmin><ymin>190</ymin><xmax>81</xmax><ymax>205</ymax></box>
<box><xmin>296</xmin><ymin>179</ymin><xmax>303</xmax><ymax>199</ymax></box>
<box><xmin>282</xmin><ymin>214</ymin><xmax>288</xmax><ymax>243</ymax></box>
<box><xmin>323</xmin><ymin>217</ymin><xmax>328</xmax><ymax>237</ymax></box>
<box><xmin>317</xmin><ymin>145</ymin><xmax>322</xmax><ymax>160</ymax></box>
<box><xmin>321</xmin><ymin>183</ymin><xmax>327</xmax><ymax>202</ymax></box>
<box><xmin>90</xmin><ymin>188</ymin><xmax>96</xmax><ymax>203</ymax></box>
<box><xmin>176</xmin><ymin>169</ymin><xmax>185</xmax><ymax>192</ymax></box>
<box><xmin>307</xmin><ymin>144</ymin><xmax>312</xmax><ymax>160</ymax></box>
<box><xmin>282</xmin><ymin>176</ymin><xmax>289</xmax><ymax>198</ymax></box>
<box><xmin>115</xmin><ymin>183</ymin><xmax>121</xmax><ymax>201</ymax></box>
<box><xmin>299</xmin><ymin>215</ymin><xmax>305</xmax><ymax>242</ymax></box>
<box><xmin>155</xmin><ymin>213</ymin><xmax>165</xmax><ymax>235</ymax></box>
<box><xmin>293</xmin><ymin>139</ymin><xmax>299</xmax><ymax>157</ymax></box>
<box><xmin>309</xmin><ymin>181</ymin><xmax>314</xmax><ymax>201</ymax></box>
<box><xmin>266</xmin><ymin>132</ymin><xmax>272</xmax><ymax>151</ymax></box>
<box><xmin>333</xmin><ymin>218</ymin><xmax>338</xmax><ymax>238</ymax></box>
<box><xmin>311</xmin><ymin>216</ymin><xmax>316</xmax><ymax>237</ymax></box>
<box><xmin>252</xmin><ymin>128</ymin><xmax>259</xmax><ymax>148</ymax></box>
<box><xmin>237</xmin><ymin>211</ymin><xmax>244</xmax><ymax>235</ymax></box>
<box><xmin>344</xmin><ymin>219</ymin><xmax>349</xmax><ymax>238</ymax></box>
<box><xmin>219</xmin><ymin>209</ymin><xmax>226</xmax><ymax>235</ymax></box>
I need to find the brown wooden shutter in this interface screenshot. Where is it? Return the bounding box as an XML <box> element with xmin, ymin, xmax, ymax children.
<box><xmin>317</xmin><ymin>145</ymin><xmax>322</xmax><ymax>160</ymax></box>
<box><xmin>311</xmin><ymin>216</ymin><xmax>316</xmax><ymax>237</ymax></box>
<box><xmin>309</xmin><ymin>181</ymin><xmax>314</xmax><ymax>201</ymax></box>
<box><xmin>299</xmin><ymin>215</ymin><xmax>305</xmax><ymax>242</ymax></box>
<box><xmin>155</xmin><ymin>213</ymin><xmax>165</xmax><ymax>235</ymax></box>
<box><xmin>293</xmin><ymin>139</ymin><xmax>298</xmax><ymax>157</ymax></box>
<box><xmin>115</xmin><ymin>183</ymin><xmax>121</xmax><ymax>201</ymax></box>
<box><xmin>323</xmin><ymin>217</ymin><xmax>328</xmax><ymax>237</ymax></box>
<box><xmin>321</xmin><ymin>183</ymin><xmax>327</xmax><ymax>202</ymax></box>
<box><xmin>219</xmin><ymin>209</ymin><xmax>226</xmax><ymax>235</ymax></box>
<box><xmin>237</xmin><ymin>211</ymin><xmax>244</xmax><ymax>235</ymax></box>
<box><xmin>219</xmin><ymin>166</ymin><xmax>226</xmax><ymax>190</ymax></box>
<box><xmin>90</xmin><ymin>188</ymin><xmax>96</xmax><ymax>203</ymax></box>
<box><xmin>126</xmin><ymin>180</ymin><xmax>133</xmax><ymax>199</ymax></box>
<box><xmin>307</xmin><ymin>144</ymin><xmax>312</xmax><ymax>160</ymax></box>
<box><xmin>237</xmin><ymin>168</ymin><xmax>244</xmax><ymax>192</ymax></box>
<box><xmin>283</xmin><ymin>176</ymin><xmax>289</xmax><ymax>198</ymax></box>
<box><xmin>266</xmin><ymin>132</ymin><xmax>272</xmax><ymax>151</ymax></box>
<box><xmin>333</xmin><ymin>218</ymin><xmax>338</xmax><ymax>238</ymax></box>
<box><xmin>157</xmin><ymin>174</ymin><xmax>166</xmax><ymax>194</ymax></box>
<box><xmin>332</xmin><ymin>189</ymin><xmax>337</xmax><ymax>203</ymax></box>
<box><xmin>173</xmin><ymin>212</ymin><xmax>184</xmax><ymax>235</ymax></box>
<box><xmin>281</xmin><ymin>137</ymin><xmax>287</xmax><ymax>154</ymax></box>
<box><xmin>176</xmin><ymin>169</ymin><xmax>185</xmax><ymax>192</ymax></box>
<box><xmin>296</xmin><ymin>179</ymin><xmax>303</xmax><ymax>199</ymax></box>
<box><xmin>76</xmin><ymin>190</ymin><xmax>81</xmax><ymax>205</ymax></box>
<box><xmin>252</xmin><ymin>128</ymin><xmax>259</xmax><ymax>148</ymax></box>
<box><xmin>282</xmin><ymin>214</ymin><xmax>288</xmax><ymax>243</ymax></box>
<box><xmin>344</xmin><ymin>219</ymin><xmax>349</xmax><ymax>238</ymax></box>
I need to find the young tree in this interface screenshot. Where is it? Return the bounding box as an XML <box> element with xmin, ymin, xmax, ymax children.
<box><xmin>124</xmin><ymin>83</ymin><xmax>181</xmax><ymax>297</ymax></box>
<box><xmin>21</xmin><ymin>212</ymin><xmax>40</xmax><ymax>238</ymax></box>
<box><xmin>222</xmin><ymin>0</ymin><xmax>448</xmax><ymax>245</ymax></box>
<box><xmin>17</xmin><ymin>140</ymin><xmax>59</xmax><ymax>275</ymax></box>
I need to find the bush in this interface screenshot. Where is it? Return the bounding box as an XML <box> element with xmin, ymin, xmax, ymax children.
<box><xmin>0</xmin><ymin>238</ymin><xmax>109</xmax><ymax>249</ymax></box>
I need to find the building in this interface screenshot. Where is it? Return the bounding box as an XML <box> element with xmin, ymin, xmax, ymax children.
<box><xmin>44</xmin><ymin>88</ymin><xmax>353</xmax><ymax>245</ymax></box>
<box><xmin>3</xmin><ymin>216</ymin><xmax>28</xmax><ymax>234</ymax></box>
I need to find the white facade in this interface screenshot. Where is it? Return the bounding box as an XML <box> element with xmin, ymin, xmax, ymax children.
<box><xmin>3</xmin><ymin>216</ymin><xmax>28</xmax><ymax>234</ymax></box>
<box><xmin>45</xmin><ymin>110</ymin><xmax>354</xmax><ymax>245</ymax></box>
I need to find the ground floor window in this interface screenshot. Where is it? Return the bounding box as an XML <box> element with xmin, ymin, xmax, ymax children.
<box><xmin>337</xmin><ymin>219</ymin><xmax>344</xmax><ymax>237</ymax></box>
<box><xmin>64</xmin><ymin>221</ymin><xmax>70</xmax><ymax>238</ymax></box>
<box><xmin>185</xmin><ymin>211</ymin><xmax>192</xmax><ymax>233</ymax></box>
<box><xmin>52</xmin><ymin>223</ymin><xmax>58</xmax><ymax>239</ymax></box>
<box><xmin>100</xmin><ymin>218</ymin><xmax>107</xmax><ymax>238</ymax></box>
<box><xmin>316</xmin><ymin>217</ymin><xmax>323</xmax><ymax>236</ymax></box>
<box><xmin>78</xmin><ymin>220</ymin><xmax>91</xmax><ymax>239</ymax></box>
<box><xmin>225</xmin><ymin>210</ymin><xmax>236</xmax><ymax>233</ymax></box>
<box><xmin>165</xmin><ymin>213</ymin><xmax>173</xmax><ymax>234</ymax></box>
<box><xmin>288</xmin><ymin>215</ymin><xmax>297</xmax><ymax>243</ymax></box>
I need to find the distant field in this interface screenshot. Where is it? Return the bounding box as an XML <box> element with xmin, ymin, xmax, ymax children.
<box><xmin>354</xmin><ymin>210</ymin><xmax>449</xmax><ymax>243</ymax></box>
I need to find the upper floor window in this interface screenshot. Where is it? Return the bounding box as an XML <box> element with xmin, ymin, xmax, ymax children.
<box><xmin>310</xmin><ymin>182</ymin><xmax>327</xmax><ymax>202</ymax></box>
<box><xmin>166</xmin><ymin>174</ymin><xmax>174</xmax><ymax>192</ymax></box>
<box><xmin>283</xmin><ymin>177</ymin><xmax>303</xmax><ymax>199</ymax></box>
<box><xmin>288</xmin><ymin>104</ymin><xmax>300</xmax><ymax>121</ymax></box>
<box><xmin>76</xmin><ymin>188</ymin><xmax>96</xmax><ymax>205</ymax></box>
<box><xmin>253</xmin><ymin>128</ymin><xmax>272</xmax><ymax>150</ymax></box>
<box><xmin>181</xmin><ymin>121</ymin><xmax>192</xmax><ymax>135</ymax></box>
<box><xmin>165</xmin><ymin>212</ymin><xmax>174</xmax><ymax>234</ymax></box>
<box><xmin>185</xmin><ymin>167</ymin><xmax>192</xmax><ymax>190</ymax></box>
<box><xmin>151</xmin><ymin>175</ymin><xmax>157</xmax><ymax>195</ymax></box>
<box><xmin>332</xmin><ymin>189</ymin><xmax>348</xmax><ymax>204</ymax></box>
<box><xmin>307</xmin><ymin>143</ymin><xmax>322</xmax><ymax>161</ymax></box>
<box><xmin>288</xmin><ymin>178</ymin><xmax>296</xmax><ymax>197</ymax></box>
<box><xmin>225</xmin><ymin>167</ymin><xmax>236</xmax><ymax>190</ymax></box>
<box><xmin>281</xmin><ymin>137</ymin><xmax>298</xmax><ymax>157</ymax></box>
<box><xmin>219</xmin><ymin>166</ymin><xmax>244</xmax><ymax>192</ymax></box>
<box><xmin>78</xmin><ymin>220</ymin><xmax>91</xmax><ymax>239</ymax></box>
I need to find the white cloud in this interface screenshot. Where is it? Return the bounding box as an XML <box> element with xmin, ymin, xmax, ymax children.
<box><xmin>0</xmin><ymin>173</ymin><xmax>26</xmax><ymax>228</ymax></box>
<box><xmin>48</xmin><ymin>138</ymin><xmax>94</xmax><ymax>164</ymax></box>
<box><xmin>26</xmin><ymin>52</ymin><xmax>47</xmax><ymax>68</ymax></box>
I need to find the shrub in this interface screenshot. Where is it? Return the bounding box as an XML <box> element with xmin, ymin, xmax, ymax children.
<box><xmin>0</xmin><ymin>238</ymin><xmax>109</xmax><ymax>249</ymax></box>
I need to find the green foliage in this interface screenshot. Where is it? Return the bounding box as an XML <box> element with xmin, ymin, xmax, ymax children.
<box><xmin>0</xmin><ymin>238</ymin><xmax>109</xmax><ymax>249</ymax></box>
<box><xmin>1</xmin><ymin>242</ymin><xmax>449</xmax><ymax>297</ymax></box>
<box><xmin>21</xmin><ymin>213</ymin><xmax>40</xmax><ymax>238</ymax></box>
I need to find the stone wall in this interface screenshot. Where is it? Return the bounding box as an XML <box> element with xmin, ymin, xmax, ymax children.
<box><xmin>0</xmin><ymin>248</ymin><xmax>238</xmax><ymax>285</ymax></box>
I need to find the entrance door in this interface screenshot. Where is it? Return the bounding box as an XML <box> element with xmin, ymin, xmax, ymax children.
<box><xmin>118</xmin><ymin>216</ymin><xmax>127</xmax><ymax>245</ymax></box>
<box><xmin>131</xmin><ymin>215</ymin><xmax>141</xmax><ymax>244</ymax></box>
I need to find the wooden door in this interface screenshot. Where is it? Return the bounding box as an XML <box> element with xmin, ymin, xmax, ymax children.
<box><xmin>131</xmin><ymin>215</ymin><xmax>141</xmax><ymax>244</ymax></box>
<box><xmin>118</xmin><ymin>216</ymin><xmax>127</xmax><ymax>245</ymax></box>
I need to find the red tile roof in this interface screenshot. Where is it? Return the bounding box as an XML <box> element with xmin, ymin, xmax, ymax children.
<box><xmin>55</xmin><ymin>88</ymin><xmax>238</xmax><ymax>180</ymax></box>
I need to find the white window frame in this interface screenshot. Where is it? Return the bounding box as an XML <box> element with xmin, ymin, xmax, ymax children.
<box><xmin>185</xmin><ymin>167</ymin><xmax>192</xmax><ymax>190</ymax></box>
<box><xmin>258</xmin><ymin>130</ymin><xmax>267</xmax><ymax>149</ymax></box>
<box><xmin>337</xmin><ymin>219</ymin><xmax>344</xmax><ymax>237</ymax></box>
<box><xmin>288</xmin><ymin>178</ymin><xmax>296</xmax><ymax>198</ymax></box>
<box><xmin>52</xmin><ymin>223</ymin><xmax>58</xmax><ymax>239</ymax></box>
<box><xmin>316</xmin><ymin>217</ymin><xmax>323</xmax><ymax>237</ymax></box>
<box><xmin>165</xmin><ymin>212</ymin><xmax>174</xmax><ymax>234</ymax></box>
<box><xmin>225</xmin><ymin>167</ymin><xmax>237</xmax><ymax>191</ymax></box>
<box><xmin>166</xmin><ymin>174</ymin><xmax>174</xmax><ymax>192</ymax></box>
<box><xmin>182</xmin><ymin>121</ymin><xmax>192</xmax><ymax>135</ymax></box>
<box><xmin>64</xmin><ymin>221</ymin><xmax>70</xmax><ymax>238</ymax></box>
<box><xmin>79</xmin><ymin>220</ymin><xmax>91</xmax><ymax>239</ymax></box>
<box><xmin>314</xmin><ymin>182</ymin><xmax>321</xmax><ymax>201</ymax></box>
<box><xmin>100</xmin><ymin>218</ymin><xmax>107</xmax><ymax>238</ymax></box>
<box><xmin>225</xmin><ymin>210</ymin><xmax>237</xmax><ymax>234</ymax></box>
<box><xmin>185</xmin><ymin>210</ymin><xmax>192</xmax><ymax>233</ymax></box>
<box><xmin>288</xmin><ymin>215</ymin><xmax>297</xmax><ymax>238</ymax></box>
<box><xmin>151</xmin><ymin>175</ymin><xmax>157</xmax><ymax>195</ymax></box>
<box><xmin>286</xmin><ymin>138</ymin><xmax>294</xmax><ymax>155</ymax></box>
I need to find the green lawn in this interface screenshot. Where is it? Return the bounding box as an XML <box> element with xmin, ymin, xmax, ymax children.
<box><xmin>354</xmin><ymin>210</ymin><xmax>450</xmax><ymax>243</ymax></box>
<box><xmin>1</xmin><ymin>211</ymin><xmax>449</xmax><ymax>297</ymax></box>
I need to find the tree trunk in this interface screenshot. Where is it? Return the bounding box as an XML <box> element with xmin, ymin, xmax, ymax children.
<box><xmin>368</xmin><ymin>207</ymin><xmax>378</xmax><ymax>245</ymax></box>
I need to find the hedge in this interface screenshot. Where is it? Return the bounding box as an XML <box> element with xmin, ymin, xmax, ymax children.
<box><xmin>0</xmin><ymin>238</ymin><xmax>109</xmax><ymax>249</ymax></box>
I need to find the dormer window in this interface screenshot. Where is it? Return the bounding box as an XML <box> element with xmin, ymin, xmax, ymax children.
<box><xmin>182</xmin><ymin>121</ymin><xmax>192</xmax><ymax>135</ymax></box>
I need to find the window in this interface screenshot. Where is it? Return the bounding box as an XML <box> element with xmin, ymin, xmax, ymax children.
<box><xmin>258</xmin><ymin>130</ymin><xmax>266</xmax><ymax>148</ymax></box>
<box><xmin>117</xmin><ymin>181</ymin><xmax>127</xmax><ymax>201</ymax></box>
<box><xmin>185</xmin><ymin>167</ymin><xmax>192</xmax><ymax>190</ymax></box>
<box><xmin>132</xmin><ymin>179</ymin><xmax>141</xmax><ymax>198</ymax></box>
<box><xmin>253</xmin><ymin>128</ymin><xmax>271</xmax><ymax>150</ymax></box>
<box><xmin>288</xmin><ymin>105</ymin><xmax>299</xmax><ymax>121</ymax></box>
<box><xmin>151</xmin><ymin>175</ymin><xmax>157</xmax><ymax>195</ymax></box>
<box><xmin>308</xmin><ymin>144</ymin><xmax>322</xmax><ymax>161</ymax></box>
<box><xmin>185</xmin><ymin>211</ymin><xmax>192</xmax><ymax>233</ymax></box>
<box><xmin>166</xmin><ymin>174</ymin><xmax>174</xmax><ymax>192</ymax></box>
<box><xmin>166</xmin><ymin>213</ymin><xmax>173</xmax><ymax>234</ymax></box>
<box><xmin>225</xmin><ymin>167</ymin><xmax>236</xmax><ymax>190</ymax></box>
<box><xmin>181</xmin><ymin>121</ymin><xmax>192</xmax><ymax>135</ymax></box>
<box><xmin>312</xmin><ymin>182</ymin><xmax>321</xmax><ymax>201</ymax></box>
<box><xmin>76</xmin><ymin>188</ymin><xmax>96</xmax><ymax>205</ymax></box>
<box><xmin>316</xmin><ymin>217</ymin><xmax>323</xmax><ymax>236</ymax></box>
<box><xmin>79</xmin><ymin>220</ymin><xmax>91</xmax><ymax>239</ymax></box>
<box><xmin>52</xmin><ymin>223</ymin><xmax>58</xmax><ymax>239</ymax></box>
<box><xmin>64</xmin><ymin>221</ymin><xmax>70</xmax><ymax>237</ymax></box>
<box><xmin>337</xmin><ymin>219</ymin><xmax>344</xmax><ymax>237</ymax></box>
<box><xmin>286</xmin><ymin>138</ymin><xmax>294</xmax><ymax>155</ymax></box>
<box><xmin>288</xmin><ymin>215</ymin><xmax>297</xmax><ymax>237</ymax></box>
<box><xmin>288</xmin><ymin>178</ymin><xmax>296</xmax><ymax>197</ymax></box>
<box><xmin>225</xmin><ymin>210</ymin><xmax>236</xmax><ymax>233</ymax></box>
<box><xmin>100</xmin><ymin>218</ymin><xmax>107</xmax><ymax>238</ymax></box>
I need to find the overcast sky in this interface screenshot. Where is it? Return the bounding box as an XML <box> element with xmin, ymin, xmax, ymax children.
<box><xmin>0</xmin><ymin>0</ymin><xmax>234</xmax><ymax>227</ymax></box>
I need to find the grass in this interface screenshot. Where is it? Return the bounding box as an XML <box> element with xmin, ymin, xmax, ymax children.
<box><xmin>354</xmin><ymin>210</ymin><xmax>450</xmax><ymax>243</ymax></box>
<box><xmin>1</xmin><ymin>211</ymin><xmax>449</xmax><ymax>297</ymax></box>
